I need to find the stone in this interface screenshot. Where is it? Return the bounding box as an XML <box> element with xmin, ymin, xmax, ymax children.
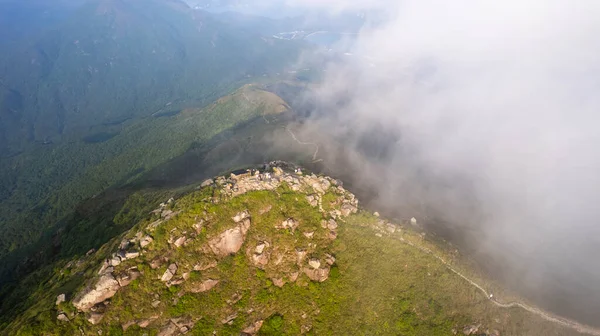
<box><xmin>209</xmin><ymin>220</ymin><xmax>250</xmax><ymax>256</ymax></box>
<box><xmin>325</xmin><ymin>254</ymin><xmax>336</xmax><ymax>265</ymax></box>
<box><xmin>386</xmin><ymin>224</ymin><xmax>396</xmax><ymax>233</ymax></box>
<box><xmin>272</xmin><ymin>278</ymin><xmax>285</xmax><ymax>288</ymax></box>
<box><xmin>56</xmin><ymin>293</ymin><xmax>66</xmax><ymax>306</ymax></box>
<box><xmin>232</xmin><ymin>210</ymin><xmax>250</xmax><ymax>223</ymax></box>
<box><xmin>252</xmin><ymin>253</ymin><xmax>269</xmax><ymax>267</ymax></box>
<box><xmin>140</xmin><ymin>236</ymin><xmax>154</xmax><ymax>248</ymax></box>
<box><xmin>289</xmin><ymin>272</ymin><xmax>300</xmax><ymax>282</ymax></box>
<box><xmin>201</xmin><ymin>179</ymin><xmax>213</xmax><ymax>187</ymax></box>
<box><xmin>410</xmin><ymin>217</ymin><xmax>418</xmax><ymax>226</ymax></box>
<box><xmin>110</xmin><ymin>256</ymin><xmax>121</xmax><ymax>266</ymax></box>
<box><xmin>308</xmin><ymin>258</ymin><xmax>321</xmax><ymax>269</ymax></box>
<box><xmin>463</xmin><ymin>324</ymin><xmax>481</xmax><ymax>335</ymax></box>
<box><xmin>327</xmin><ymin>219</ymin><xmax>338</xmax><ymax>230</ymax></box>
<box><xmin>278</xmin><ymin>218</ymin><xmax>299</xmax><ymax>231</ymax></box>
<box><xmin>340</xmin><ymin>204</ymin><xmax>357</xmax><ymax>217</ymax></box>
<box><xmin>57</xmin><ymin>313</ymin><xmax>70</xmax><ymax>322</ymax></box>
<box><xmin>161</xmin><ymin>264</ymin><xmax>177</xmax><ymax>282</ymax></box>
<box><xmin>73</xmin><ymin>274</ymin><xmax>120</xmax><ymax>311</ymax></box>
<box><xmin>151</xmin><ymin>300</ymin><xmax>161</xmax><ymax>308</ymax></box>
<box><xmin>242</xmin><ymin>320</ymin><xmax>264</xmax><ymax>335</ymax></box>
<box><xmin>296</xmin><ymin>249</ymin><xmax>307</xmax><ymax>264</ymax></box>
<box><xmin>88</xmin><ymin>312</ymin><xmax>104</xmax><ymax>325</ymax></box>
<box><xmin>374</xmin><ymin>212</ymin><xmax>380</xmax><ymax>217</ymax></box>
<box><xmin>222</xmin><ymin>313</ymin><xmax>238</xmax><ymax>325</ymax></box>
<box><xmin>193</xmin><ymin>260</ymin><xmax>218</xmax><ymax>271</ymax></box>
<box><xmin>303</xmin><ymin>267</ymin><xmax>330</xmax><ymax>282</ymax></box>
<box><xmin>193</xmin><ymin>220</ymin><xmax>204</xmax><ymax>233</ymax></box>
<box><xmin>117</xmin><ymin>269</ymin><xmax>141</xmax><ymax>287</ymax></box>
<box><xmin>190</xmin><ymin>279</ymin><xmax>220</xmax><ymax>293</ymax></box>
<box><xmin>173</xmin><ymin>236</ymin><xmax>187</xmax><ymax>248</ymax></box>
<box><xmin>259</xmin><ymin>205</ymin><xmax>272</xmax><ymax>214</ymax></box>
<box><xmin>303</xmin><ymin>231</ymin><xmax>314</xmax><ymax>239</ymax></box>
<box><xmin>306</xmin><ymin>195</ymin><xmax>318</xmax><ymax>207</ymax></box>
<box><xmin>125</xmin><ymin>251</ymin><xmax>140</xmax><ymax>259</ymax></box>
<box><xmin>157</xmin><ymin>322</ymin><xmax>179</xmax><ymax>336</ymax></box>
<box><xmin>150</xmin><ymin>257</ymin><xmax>164</xmax><ymax>269</ymax></box>
<box><xmin>138</xmin><ymin>317</ymin><xmax>158</xmax><ymax>328</ymax></box>
<box><xmin>255</xmin><ymin>242</ymin><xmax>267</xmax><ymax>254</ymax></box>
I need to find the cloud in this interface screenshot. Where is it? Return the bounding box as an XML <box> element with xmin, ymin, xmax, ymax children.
<box><xmin>289</xmin><ymin>0</ymin><xmax>600</xmax><ymax>326</ymax></box>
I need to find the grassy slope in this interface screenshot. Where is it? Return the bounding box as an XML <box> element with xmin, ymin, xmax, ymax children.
<box><xmin>0</xmin><ymin>86</ymin><xmax>290</xmax><ymax>327</ymax></box>
<box><xmin>7</xmin><ymin>175</ymin><xmax>581</xmax><ymax>336</ymax></box>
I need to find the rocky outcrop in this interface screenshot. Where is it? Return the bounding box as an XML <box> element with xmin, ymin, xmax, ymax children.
<box><xmin>209</xmin><ymin>216</ymin><xmax>251</xmax><ymax>256</ymax></box>
<box><xmin>72</xmin><ymin>273</ymin><xmax>120</xmax><ymax>311</ymax></box>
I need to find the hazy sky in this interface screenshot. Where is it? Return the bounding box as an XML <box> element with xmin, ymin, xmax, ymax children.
<box><xmin>280</xmin><ymin>0</ymin><xmax>600</xmax><ymax>326</ymax></box>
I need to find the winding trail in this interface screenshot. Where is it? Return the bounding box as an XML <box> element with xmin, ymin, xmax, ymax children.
<box><xmin>285</xmin><ymin>127</ymin><xmax>323</xmax><ymax>163</ymax></box>
<box><xmin>399</xmin><ymin>237</ymin><xmax>600</xmax><ymax>336</ymax></box>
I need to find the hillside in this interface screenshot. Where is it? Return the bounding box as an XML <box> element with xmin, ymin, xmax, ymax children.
<box><xmin>0</xmin><ymin>85</ymin><xmax>291</xmax><ymax>321</ymax></box>
<box><xmin>4</xmin><ymin>164</ymin><xmax>590</xmax><ymax>335</ymax></box>
<box><xmin>0</xmin><ymin>0</ymin><xmax>303</xmax><ymax>154</ymax></box>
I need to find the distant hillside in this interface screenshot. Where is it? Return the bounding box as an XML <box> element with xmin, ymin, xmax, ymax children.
<box><xmin>0</xmin><ymin>0</ymin><xmax>303</xmax><ymax>154</ymax></box>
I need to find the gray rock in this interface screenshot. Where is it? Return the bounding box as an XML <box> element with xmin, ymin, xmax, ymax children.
<box><xmin>208</xmin><ymin>219</ymin><xmax>250</xmax><ymax>256</ymax></box>
<box><xmin>232</xmin><ymin>210</ymin><xmax>250</xmax><ymax>223</ymax></box>
<box><xmin>73</xmin><ymin>274</ymin><xmax>120</xmax><ymax>311</ymax></box>
<box><xmin>173</xmin><ymin>236</ymin><xmax>187</xmax><ymax>248</ymax></box>
<box><xmin>57</xmin><ymin>313</ymin><xmax>70</xmax><ymax>322</ymax></box>
<box><xmin>140</xmin><ymin>236</ymin><xmax>154</xmax><ymax>248</ymax></box>
<box><xmin>303</xmin><ymin>267</ymin><xmax>330</xmax><ymax>282</ymax></box>
<box><xmin>242</xmin><ymin>320</ymin><xmax>264</xmax><ymax>335</ymax></box>
<box><xmin>56</xmin><ymin>293</ymin><xmax>66</xmax><ymax>306</ymax></box>
<box><xmin>327</xmin><ymin>219</ymin><xmax>338</xmax><ymax>230</ymax></box>
<box><xmin>308</xmin><ymin>258</ymin><xmax>321</xmax><ymax>269</ymax></box>
<box><xmin>125</xmin><ymin>251</ymin><xmax>140</xmax><ymax>259</ymax></box>
<box><xmin>189</xmin><ymin>279</ymin><xmax>219</xmax><ymax>293</ymax></box>
<box><xmin>201</xmin><ymin>179</ymin><xmax>213</xmax><ymax>187</ymax></box>
<box><xmin>161</xmin><ymin>264</ymin><xmax>177</xmax><ymax>282</ymax></box>
<box><xmin>87</xmin><ymin>312</ymin><xmax>104</xmax><ymax>325</ymax></box>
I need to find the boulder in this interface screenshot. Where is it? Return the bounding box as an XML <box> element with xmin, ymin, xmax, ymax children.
<box><xmin>73</xmin><ymin>274</ymin><xmax>120</xmax><ymax>311</ymax></box>
<box><xmin>325</xmin><ymin>254</ymin><xmax>336</xmax><ymax>266</ymax></box>
<box><xmin>125</xmin><ymin>251</ymin><xmax>140</xmax><ymax>259</ymax></box>
<box><xmin>303</xmin><ymin>267</ymin><xmax>330</xmax><ymax>282</ymax></box>
<box><xmin>110</xmin><ymin>256</ymin><xmax>121</xmax><ymax>266</ymax></box>
<box><xmin>55</xmin><ymin>293</ymin><xmax>66</xmax><ymax>306</ymax></box>
<box><xmin>157</xmin><ymin>322</ymin><xmax>179</xmax><ymax>336</ymax></box>
<box><xmin>57</xmin><ymin>313</ymin><xmax>70</xmax><ymax>322</ymax></box>
<box><xmin>327</xmin><ymin>219</ymin><xmax>338</xmax><ymax>230</ymax></box>
<box><xmin>232</xmin><ymin>210</ymin><xmax>250</xmax><ymax>223</ymax></box>
<box><xmin>410</xmin><ymin>217</ymin><xmax>418</xmax><ymax>226</ymax></box>
<box><xmin>306</xmin><ymin>195</ymin><xmax>318</xmax><ymax>207</ymax></box>
<box><xmin>201</xmin><ymin>179</ymin><xmax>213</xmax><ymax>187</ymax></box>
<box><xmin>161</xmin><ymin>264</ymin><xmax>178</xmax><ymax>282</ymax></box>
<box><xmin>255</xmin><ymin>242</ymin><xmax>268</xmax><ymax>254</ymax></box>
<box><xmin>278</xmin><ymin>218</ymin><xmax>299</xmax><ymax>231</ymax></box>
<box><xmin>209</xmin><ymin>219</ymin><xmax>250</xmax><ymax>256</ymax></box>
<box><xmin>221</xmin><ymin>313</ymin><xmax>238</xmax><ymax>325</ymax></box>
<box><xmin>87</xmin><ymin>312</ymin><xmax>104</xmax><ymax>325</ymax></box>
<box><xmin>308</xmin><ymin>259</ymin><xmax>321</xmax><ymax>269</ymax></box>
<box><xmin>272</xmin><ymin>278</ymin><xmax>285</xmax><ymax>288</ymax></box>
<box><xmin>340</xmin><ymin>204</ymin><xmax>357</xmax><ymax>217</ymax></box>
<box><xmin>140</xmin><ymin>236</ymin><xmax>154</xmax><ymax>248</ymax></box>
<box><xmin>463</xmin><ymin>324</ymin><xmax>481</xmax><ymax>335</ymax></box>
<box><xmin>242</xmin><ymin>320</ymin><xmax>264</xmax><ymax>335</ymax></box>
<box><xmin>190</xmin><ymin>279</ymin><xmax>220</xmax><ymax>293</ymax></box>
<box><xmin>303</xmin><ymin>231</ymin><xmax>315</xmax><ymax>239</ymax></box>
<box><xmin>117</xmin><ymin>269</ymin><xmax>141</xmax><ymax>287</ymax></box>
<box><xmin>173</xmin><ymin>236</ymin><xmax>187</xmax><ymax>248</ymax></box>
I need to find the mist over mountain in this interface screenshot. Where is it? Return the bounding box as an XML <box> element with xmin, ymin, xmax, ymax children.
<box><xmin>1</xmin><ymin>0</ymin><xmax>600</xmax><ymax>335</ymax></box>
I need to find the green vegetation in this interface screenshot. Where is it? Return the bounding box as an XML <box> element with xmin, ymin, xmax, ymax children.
<box><xmin>2</xmin><ymin>171</ymin><xmax>580</xmax><ymax>335</ymax></box>
<box><xmin>0</xmin><ymin>85</ymin><xmax>291</xmax><ymax>328</ymax></box>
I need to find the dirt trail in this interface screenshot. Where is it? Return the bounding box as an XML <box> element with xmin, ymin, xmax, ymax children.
<box><xmin>285</xmin><ymin>127</ymin><xmax>323</xmax><ymax>163</ymax></box>
<box><xmin>400</xmin><ymin>237</ymin><xmax>600</xmax><ymax>336</ymax></box>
